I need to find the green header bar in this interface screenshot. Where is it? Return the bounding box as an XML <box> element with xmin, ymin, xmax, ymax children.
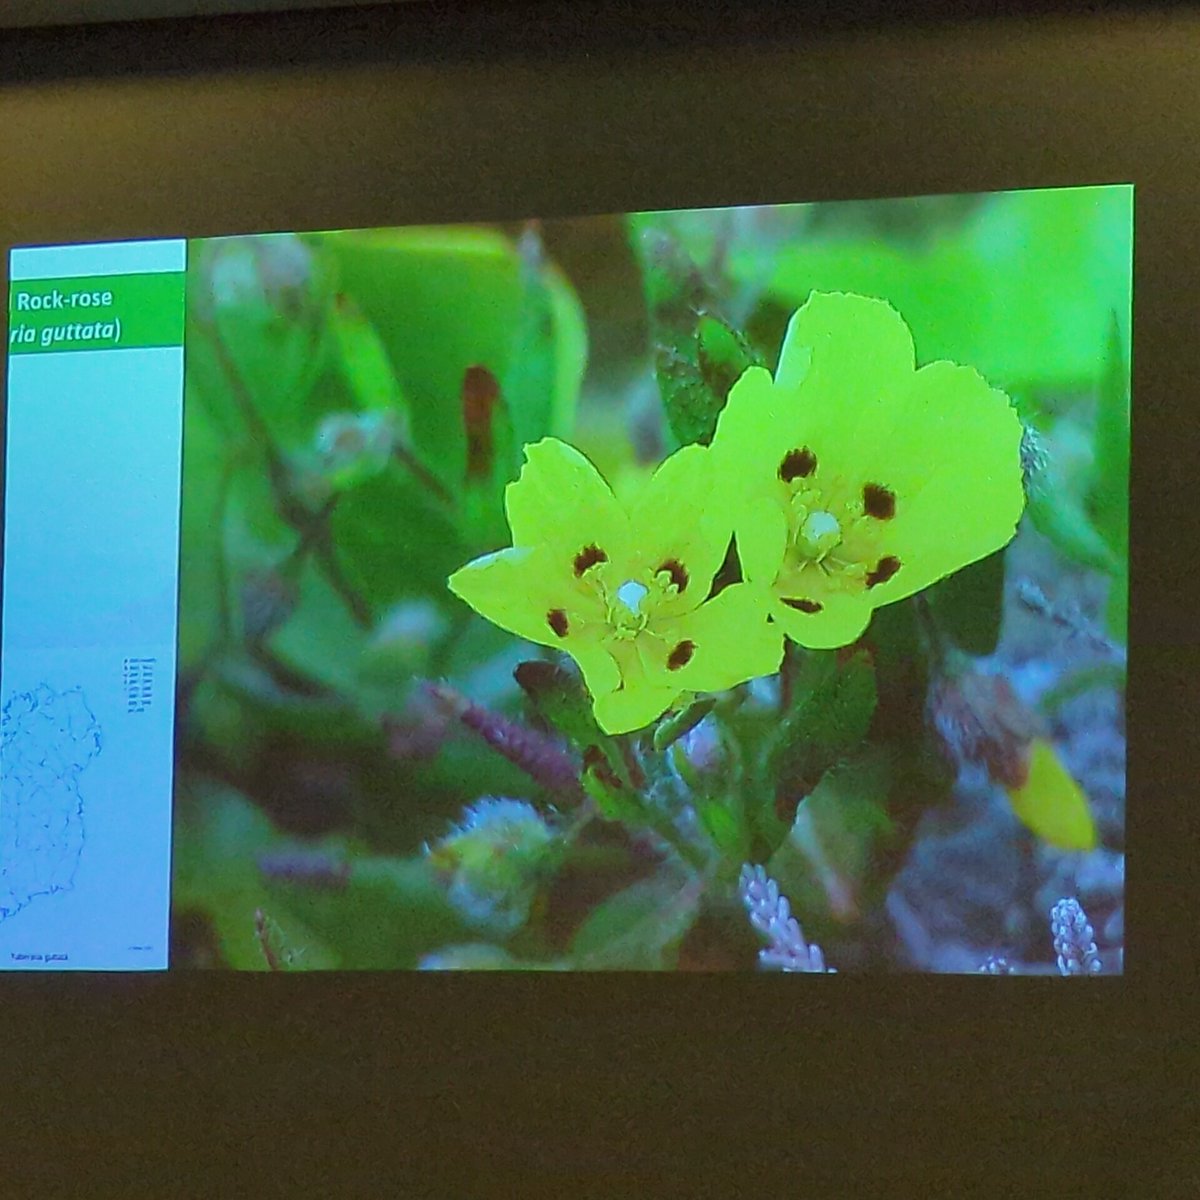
<box><xmin>7</xmin><ymin>272</ymin><xmax>186</xmax><ymax>355</ymax></box>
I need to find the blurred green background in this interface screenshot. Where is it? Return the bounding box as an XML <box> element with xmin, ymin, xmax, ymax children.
<box><xmin>172</xmin><ymin>184</ymin><xmax>1131</xmax><ymax>970</ymax></box>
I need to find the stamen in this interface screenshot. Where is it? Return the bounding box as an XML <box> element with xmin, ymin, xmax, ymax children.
<box><xmin>667</xmin><ymin>640</ymin><xmax>695</xmax><ymax>670</ymax></box>
<box><xmin>782</xmin><ymin>597</ymin><xmax>823</xmax><ymax>613</ymax></box>
<box><xmin>657</xmin><ymin>558</ymin><xmax>689</xmax><ymax>593</ymax></box>
<box><xmin>616</xmin><ymin>580</ymin><xmax>649</xmax><ymax>614</ymax></box>
<box><xmin>547</xmin><ymin>609</ymin><xmax>569</xmax><ymax>637</ymax></box>
<box><xmin>573</xmin><ymin>544</ymin><xmax>608</xmax><ymax>576</ymax></box>
<box><xmin>862</xmin><ymin>483</ymin><xmax>896</xmax><ymax>520</ymax></box>
<box><xmin>797</xmin><ymin>510</ymin><xmax>842</xmax><ymax>559</ymax></box>
<box><xmin>865</xmin><ymin>556</ymin><xmax>901</xmax><ymax>588</ymax></box>
<box><xmin>779</xmin><ymin>447</ymin><xmax>817</xmax><ymax>483</ymax></box>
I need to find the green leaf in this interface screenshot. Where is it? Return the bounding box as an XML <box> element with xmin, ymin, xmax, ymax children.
<box><xmin>652</xmin><ymin>696</ymin><xmax>717</xmax><ymax>755</ymax></box>
<box><xmin>267</xmin><ymin>559</ymin><xmax>385</xmax><ymax>704</ymax></box>
<box><xmin>514</xmin><ymin>658</ymin><xmax>637</xmax><ymax>810</ymax></box>
<box><xmin>580</xmin><ymin>752</ymin><xmax>641</xmax><ymax>824</ymax></box>
<box><xmin>1038</xmin><ymin>660</ymin><xmax>1127</xmax><ymax>717</ymax></box>
<box><xmin>275</xmin><ymin>855</ymin><xmax>469</xmax><ymax>969</ymax></box>
<box><xmin>329</xmin><ymin>292</ymin><xmax>410</xmax><ymax>420</ymax></box>
<box><xmin>419</xmin><ymin>943</ymin><xmax>564</xmax><ymax>970</ymax></box>
<box><xmin>926</xmin><ymin>549</ymin><xmax>1006</xmax><ymax>657</ymax></box>
<box><xmin>630</xmin><ymin>217</ymin><xmax>759</xmax><ymax>447</ymax></box>
<box><xmin>770</xmin><ymin>649</ymin><xmax>878</xmax><ymax>798</ymax></box>
<box><xmin>172</xmin><ymin>784</ymin><xmax>339</xmax><ymax>969</ymax></box>
<box><xmin>177</xmin><ymin>389</ymin><xmax>235</xmax><ymax>670</ymax></box>
<box><xmin>318</xmin><ymin>226</ymin><xmax>586</xmax><ymax>486</ymax></box>
<box><xmin>1090</xmin><ymin>318</ymin><xmax>1131</xmax><ymax>641</ymax></box>
<box><xmin>211</xmin><ymin>651</ymin><xmax>371</xmax><ymax>746</ymax></box>
<box><xmin>767</xmin><ymin>751</ymin><xmax>893</xmax><ymax>930</ymax></box>
<box><xmin>503</xmin><ymin>225</ymin><xmax>586</xmax><ymax>462</ymax></box>
<box><xmin>187</xmin><ymin>234</ymin><xmax>334</xmax><ymax>449</ymax></box>
<box><xmin>654</xmin><ymin>312</ymin><xmax>759</xmax><ymax>449</ymax></box>
<box><xmin>757</xmin><ymin>185</ymin><xmax>1133</xmax><ymax>395</ymax></box>
<box><xmin>1027</xmin><ymin>484</ymin><xmax>1121</xmax><ymax>575</ymax></box>
<box><xmin>515</xmin><ymin>658</ymin><xmax>602</xmax><ymax>745</ymax></box>
<box><xmin>569</xmin><ymin>877</ymin><xmax>702</xmax><ymax>969</ymax></box>
<box><xmin>697</xmin><ymin>314</ymin><xmax>759</xmax><ymax>399</ymax></box>
<box><xmin>695</xmin><ymin>798</ymin><xmax>745</xmax><ymax>861</ymax></box>
<box><xmin>330</xmin><ymin>465</ymin><xmax>466</xmax><ymax>616</ymax></box>
<box><xmin>630</xmin><ymin>217</ymin><xmax>711</xmax><ymax>321</ymax></box>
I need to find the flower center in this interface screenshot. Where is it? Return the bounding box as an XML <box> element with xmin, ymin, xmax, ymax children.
<box><xmin>609</xmin><ymin>579</ymin><xmax>651</xmax><ymax>638</ymax></box>
<box><xmin>616</xmin><ymin>579</ymin><xmax>648</xmax><ymax>613</ymax></box>
<box><xmin>796</xmin><ymin>509</ymin><xmax>842</xmax><ymax>561</ymax></box>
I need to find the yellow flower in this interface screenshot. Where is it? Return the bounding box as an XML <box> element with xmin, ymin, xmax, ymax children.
<box><xmin>448</xmin><ymin>437</ymin><xmax>783</xmax><ymax>734</ymax></box>
<box><xmin>710</xmin><ymin>291</ymin><xmax>1026</xmax><ymax>649</ymax></box>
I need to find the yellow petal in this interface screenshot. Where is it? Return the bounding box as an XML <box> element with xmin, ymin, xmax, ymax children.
<box><xmin>770</xmin><ymin>579</ymin><xmax>874</xmax><ymax>650</ymax></box>
<box><xmin>732</xmin><ymin>495</ymin><xmax>790</xmax><ymax>587</ymax></box>
<box><xmin>448</xmin><ymin>545</ymin><xmax>605</xmax><ymax>650</ymax></box>
<box><xmin>570</xmin><ymin>639</ymin><xmax>623</xmax><ymax>702</ymax></box>
<box><xmin>504</xmin><ymin>437</ymin><xmax>632</xmax><ymax>561</ymax></box>
<box><xmin>710</xmin><ymin>366</ymin><xmax>786</xmax><ymax>482</ymax></box>
<box><xmin>642</xmin><ymin>583</ymin><xmax>784</xmax><ymax>693</ymax></box>
<box><xmin>770</xmin><ymin>292</ymin><xmax>917</xmax><ymax>488</ymax></box>
<box><xmin>626</xmin><ymin>442</ymin><xmax>733</xmax><ymax>604</ymax></box>
<box><xmin>592</xmin><ymin>670</ymin><xmax>682</xmax><ymax>736</ymax></box>
<box><xmin>840</xmin><ymin>361</ymin><xmax>1026</xmax><ymax>605</ymax></box>
<box><xmin>1006</xmin><ymin>738</ymin><xmax>1097</xmax><ymax>851</ymax></box>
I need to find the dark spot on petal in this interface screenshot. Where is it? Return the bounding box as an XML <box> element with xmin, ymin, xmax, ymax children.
<box><xmin>657</xmin><ymin>558</ymin><xmax>689</xmax><ymax>592</ymax></box>
<box><xmin>667</xmin><ymin>640</ymin><xmax>696</xmax><ymax>670</ymax></box>
<box><xmin>782</xmin><ymin>597</ymin><xmax>823</xmax><ymax>613</ymax></box>
<box><xmin>779</xmin><ymin>447</ymin><xmax>817</xmax><ymax>483</ymax></box>
<box><xmin>547</xmin><ymin>609</ymin><xmax>569</xmax><ymax>637</ymax></box>
<box><xmin>573</xmin><ymin>544</ymin><xmax>607</xmax><ymax>576</ymax></box>
<box><xmin>863</xmin><ymin>483</ymin><xmax>896</xmax><ymax>520</ymax></box>
<box><xmin>865</xmin><ymin>556</ymin><xmax>901</xmax><ymax>588</ymax></box>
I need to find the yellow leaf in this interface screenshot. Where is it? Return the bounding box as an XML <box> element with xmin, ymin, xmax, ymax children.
<box><xmin>1006</xmin><ymin>738</ymin><xmax>1097</xmax><ymax>851</ymax></box>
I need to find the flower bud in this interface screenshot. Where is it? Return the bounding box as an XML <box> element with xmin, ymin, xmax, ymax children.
<box><xmin>427</xmin><ymin>798</ymin><xmax>555</xmax><ymax>936</ymax></box>
<box><xmin>315</xmin><ymin>409</ymin><xmax>398</xmax><ymax>489</ymax></box>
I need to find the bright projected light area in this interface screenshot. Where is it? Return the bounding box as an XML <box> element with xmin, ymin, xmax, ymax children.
<box><xmin>1</xmin><ymin>185</ymin><xmax>1130</xmax><ymax>972</ymax></box>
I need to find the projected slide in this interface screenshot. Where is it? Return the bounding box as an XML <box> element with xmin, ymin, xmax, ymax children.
<box><xmin>4</xmin><ymin>186</ymin><xmax>1130</xmax><ymax>973</ymax></box>
<box><xmin>2</xmin><ymin>242</ymin><xmax>184</xmax><ymax>969</ymax></box>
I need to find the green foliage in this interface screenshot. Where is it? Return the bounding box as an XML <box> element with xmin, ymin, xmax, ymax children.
<box><xmin>569</xmin><ymin>877</ymin><xmax>701</xmax><ymax>969</ymax></box>
<box><xmin>653</xmin><ymin>697</ymin><xmax>718</xmax><ymax>755</ymax></box>
<box><xmin>1038</xmin><ymin>661</ymin><xmax>1128</xmax><ymax>717</ymax></box>
<box><xmin>420</xmin><ymin>944</ymin><xmax>563</xmax><ymax>970</ymax></box>
<box><xmin>172</xmin><ymin>784</ymin><xmax>339</xmax><ymax>970</ymax></box>
<box><xmin>515</xmin><ymin>658</ymin><xmax>604</xmax><ymax>748</ymax></box>
<box><xmin>186</xmin><ymin>234</ymin><xmax>334</xmax><ymax>448</ymax></box>
<box><xmin>629</xmin><ymin>214</ymin><xmax>762</xmax><ymax>447</ymax></box>
<box><xmin>321</xmin><ymin>225</ymin><xmax>586</xmax><ymax>489</ymax></box>
<box><xmin>329</xmin><ymin>292</ymin><xmax>410</xmax><ymax>419</ymax></box>
<box><xmin>770</xmin><ymin>649</ymin><xmax>879</xmax><ymax>801</ymax></box>
<box><xmin>174</xmin><ymin>190</ymin><xmax>1128</xmax><ymax>972</ymax></box>
<box><xmin>753</xmin><ymin>186</ymin><xmax>1132</xmax><ymax>395</ymax></box>
<box><xmin>1025</xmin><ymin>312</ymin><xmax>1130</xmax><ymax>641</ymax></box>
<box><xmin>330</xmin><ymin>468</ymin><xmax>466</xmax><ymax>613</ymax></box>
<box><xmin>926</xmin><ymin>550</ymin><xmax>1006</xmax><ymax>658</ymax></box>
<box><xmin>767</xmin><ymin>750</ymin><xmax>893</xmax><ymax>933</ymax></box>
<box><xmin>280</xmin><ymin>856</ymin><xmax>467</xmax><ymax>969</ymax></box>
<box><xmin>1090</xmin><ymin>315</ymin><xmax>1131</xmax><ymax>641</ymax></box>
<box><xmin>512</xmin><ymin>658</ymin><xmax>639</xmax><ymax>813</ymax></box>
